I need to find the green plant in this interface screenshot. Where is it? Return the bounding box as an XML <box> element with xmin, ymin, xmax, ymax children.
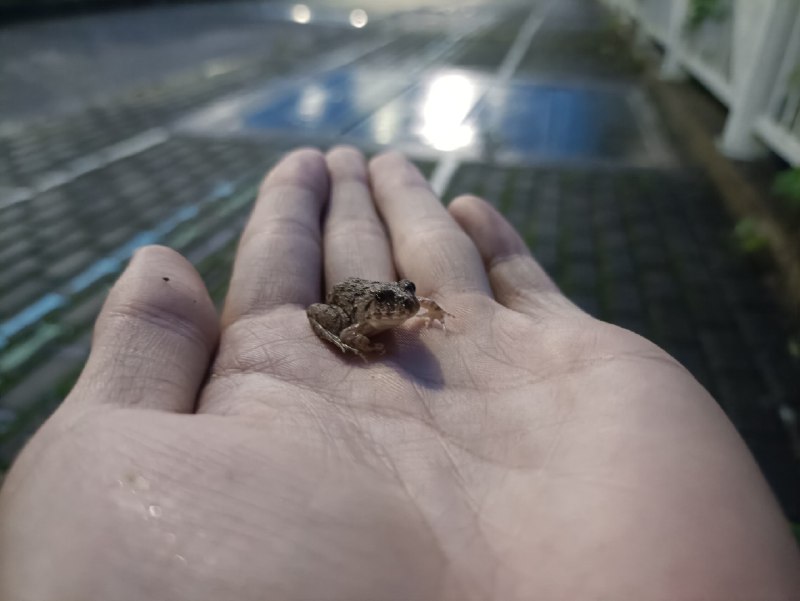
<box><xmin>685</xmin><ymin>0</ymin><xmax>731</xmax><ymax>32</ymax></box>
<box><xmin>788</xmin><ymin>336</ymin><xmax>800</xmax><ymax>359</ymax></box>
<box><xmin>732</xmin><ymin>218</ymin><xmax>770</xmax><ymax>255</ymax></box>
<box><xmin>773</xmin><ymin>168</ymin><xmax>800</xmax><ymax>211</ymax></box>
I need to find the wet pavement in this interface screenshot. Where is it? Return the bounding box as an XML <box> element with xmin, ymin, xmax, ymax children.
<box><xmin>0</xmin><ymin>0</ymin><xmax>798</xmax><ymax>523</ymax></box>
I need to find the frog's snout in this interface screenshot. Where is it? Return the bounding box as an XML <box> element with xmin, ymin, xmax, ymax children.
<box><xmin>404</xmin><ymin>298</ymin><xmax>418</xmax><ymax>312</ymax></box>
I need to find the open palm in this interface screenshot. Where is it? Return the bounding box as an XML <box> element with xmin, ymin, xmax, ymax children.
<box><xmin>2</xmin><ymin>148</ymin><xmax>798</xmax><ymax>601</ymax></box>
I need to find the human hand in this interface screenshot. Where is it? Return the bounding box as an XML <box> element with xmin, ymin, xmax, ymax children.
<box><xmin>1</xmin><ymin>148</ymin><xmax>798</xmax><ymax>601</ymax></box>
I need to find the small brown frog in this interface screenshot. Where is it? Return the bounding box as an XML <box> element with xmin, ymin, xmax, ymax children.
<box><xmin>307</xmin><ymin>277</ymin><xmax>451</xmax><ymax>358</ymax></box>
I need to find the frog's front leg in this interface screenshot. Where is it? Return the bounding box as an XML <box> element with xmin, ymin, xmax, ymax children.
<box><xmin>417</xmin><ymin>297</ymin><xmax>454</xmax><ymax>329</ymax></box>
<box><xmin>307</xmin><ymin>303</ymin><xmax>362</xmax><ymax>356</ymax></box>
<box><xmin>340</xmin><ymin>323</ymin><xmax>385</xmax><ymax>357</ymax></box>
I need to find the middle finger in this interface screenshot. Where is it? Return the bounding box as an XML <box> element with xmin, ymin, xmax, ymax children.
<box><xmin>323</xmin><ymin>146</ymin><xmax>395</xmax><ymax>290</ymax></box>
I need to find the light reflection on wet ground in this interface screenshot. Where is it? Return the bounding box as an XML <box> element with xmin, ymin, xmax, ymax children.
<box><xmin>186</xmin><ymin>65</ymin><xmax>657</xmax><ymax>164</ymax></box>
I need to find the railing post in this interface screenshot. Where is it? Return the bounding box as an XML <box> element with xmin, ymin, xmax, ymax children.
<box><xmin>660</xmin><ymin>0</ymin><xmax>689</xmax><ymax>79</ymax></box>
<box><xmin>719</xmin><ymin>0</ymin><xmax>797</xmax><ymax>159</ymax></box>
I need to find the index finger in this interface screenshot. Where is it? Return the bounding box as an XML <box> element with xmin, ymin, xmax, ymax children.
<box><xmin>222</xmin><ymin>149</ymin><xmax>329</xmax><ymax>326</ymax></box>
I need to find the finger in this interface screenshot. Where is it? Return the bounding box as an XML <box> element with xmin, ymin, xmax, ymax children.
<box><xmin>369</xmin><ymin>152</ymin><xmax>491</xmax><ymax>298</ymax></box>
<box><xmin>448</xmin><ymin>195</ymin><xmax>576</xmax><ymax>315</ymax></box>
<box><xmin>66</xmin><ymin>245</ymin><xmax>219</xmax><ymax>413</ymax></box>
<box><xmin>323</xmin><ymin>146</ymin><xmax>394</xmax><ymax>289</ymax></box>
<box><xmin>222</xmin><ymin>148</ymin><xmax>329</xmax><ymax>326</ymax></box>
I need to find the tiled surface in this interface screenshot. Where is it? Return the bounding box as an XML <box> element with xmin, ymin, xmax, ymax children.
<box><xmin>0</xmin><ymin>0</ymin><xmax>798</xmax><ymax>527</ymax></box>
<box><xmin>474</xmin><ymin>81</ymin><xmax>646</xmax><ymax>160</ymax></box>
<box><xmin>0</xmin><ymin>3</ymin><xmax>360</xmax><ymax>121</ymax></box>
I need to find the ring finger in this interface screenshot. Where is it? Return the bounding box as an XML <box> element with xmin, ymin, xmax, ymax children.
<box><xmin>369</xmin><ymin>151</ymin><xmax>491</xmax><ymax>299</ymax></box>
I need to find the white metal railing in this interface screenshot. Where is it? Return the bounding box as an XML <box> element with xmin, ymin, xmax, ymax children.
<box><xmin>682</xmin><ymin>0</ymin><xmax>734</xmax><ymax>99</ymax></box>
<box><xmin>756</xmin><ymin>9</ymin><xmax>800</xmax><ymax>165</ymax></box>
<box><xmin>602</xmin><ymin>0</ymin><xmax>800</xmax><ymax>165</ymax></box>
<box><xmin>638</xmin><ymin>0</ymin><xmax>674</xmax><ymax>43</ymax></box>
<box><xmin>601</xmin><ymin>0</ymin><xmax>638</xmax><ymax>24</ymax></box>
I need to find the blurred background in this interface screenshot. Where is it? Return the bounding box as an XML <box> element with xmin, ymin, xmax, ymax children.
<box><xmin>0</xmin><ymin>0</ymin><xmax>798</xmax><ymax>537</ymax></box>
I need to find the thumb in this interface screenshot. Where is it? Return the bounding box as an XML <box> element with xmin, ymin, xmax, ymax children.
<box><xmin>65</xmin><ymin>245</ymin><xmax>219</xmax><ymax>414</ymax></box>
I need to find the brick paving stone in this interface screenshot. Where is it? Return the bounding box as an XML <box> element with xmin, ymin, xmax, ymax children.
<box><xmin>634</xmin><ymin>243</ymin><xmax>670</xmax><ymax>269</ymax></box>
<box><xmin>97</xmin><ymin>223</ymin><xmax>141</xmax><ymax>250</ymax></box>
<box><xmin>753</xmin><ymin>350</ymin><xmax>800</xmax><ymax>406</ymax></box>
<box><xmin>0</xmin><ymin>238</ymin><xmax>35</xmax><ymax>267</ymax></box>
<box><xmin>601</xmin><ymin>230</ymin><xmax>628</xmax><ymax>251</ymax></box>
<box><xmin>0</xmin><ymin>256</ymin><xmax>40</xmax><ymax>291</ymax></box>
<box><xmin>45</xmin><ymin>248</ymin><xmax>97</xmax><ymax>282</ymax></box>
<box><xmin>566</xmin><ymin>235</ymin><xmax>595</xmax><ymax>260</ymax></box>
<box><xmin>676</xmin><ymin>259</ymin><xmax>714</xmax><ymax>286</ymax></box>
<box><xmin>723</xmin><ymin>281</ymin><xmax>773</xmax><ymax>312</ymax></box>
<box><xmin>0</xmin><ymin>220</ymin><xmax>24</xmax><ymax>249</ymax></box>
<box><xmin>736</xmin><ymin>310</ymin><xmax>789</xmax><ymax>351</ymax></box>
<box><xmin>569</xmin><ymin>262</ymin><xmax>598</xmax><ymax>293</ymax></box>
<box><xmin>629</xmin><ymin>222</ymin><xmax>661</xmax><ymax>244</ymax></box>
<box><xmin>27</xmin><ymin>192</ymin><xmax>72</xmax><ymax>225</ymax></box>
<box><xmin>641</xmin><ymin>271</ymin><xmax>680</xmax><ymax>302</ymax></box>
<box><xmin>699</xmin><ymin>330</ymin><xmax>755</xmax><ymax>373</ymax></box>
<box><xmin>715</xmin><ymin>371</ymin><xmax>774</xmax><ymax>417</ymax></box>
<box><xmin>532</xmin><ymin>244</ymin><xmax>558</xmax><ymax>273</ymax></box>
<box><xmin>747</xmin><ymin>435</ymin><xmax>800</xmax><ymax>523</ymax></box>
<box><xmin>572</xmin><ymin>294</ymin><xmax>602</xmax><ymax>318</ymax></box>
<box><xmin>612</xmin><ymin>314</ymin><xmax>651</xmax><ymax>338</ymax></box>
<box><xmin>42</xmin><ymin>230</ymin><xmax>90</xmax><ymax>261</ymax></box>
<box><xmin>516</xmin><ymin>28</ymin><xmax>640</xmax><ymax>79</ymax></box>
<box><xmin>0</xmin><ymin>408</ymin><xmax>15</xmax><ymax>438</ymax></box>
<box><xmin>663</xmin><ymin>344</ymin><xmax>714</xmax><ymax>391</ymax></box>
<box><xmin>0</xmin><ymin>279</ymin><xmax>49</xmax><ymax>319</ymax></box>
<box><xmin>650</xmin><ymin>309</ymin><xmax>697</xmax><ymax>343</ymax></box>
<box><xmin>606</xmin><ymin>253</ymin><xmax>636</xmax><ymax>280</ymax></box>
<box><xmin>647</xmin><ymin>298</ymin><xmax>693</xmax><ymax>335</ymax></box>
<box><xmin>0</xmin><ymin>393</ymin><xmax>67</xmax><ymax>469</ymax></box>
<box><xmin>60</xmin><ymin>289</ymin><xmax>108</xmax><ymax>333</ymax></box>
<box><xmin>685</xmin><ymin>289</ymin><xmax>737</xmax><ymax>328</ymax></box>
<box><xmin>606</xmin><ymin>282</ymin><xmax>643</xmax><ymax>316</ymax></box>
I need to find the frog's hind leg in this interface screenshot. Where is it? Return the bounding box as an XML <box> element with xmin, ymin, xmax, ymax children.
<box><xmin>307</xmin><ymin>303</ymin><xmax>365</xmax><ymax>358</ymax></box>
<box><xmin>310</xmin><ymin>320</ymin><xmax>362</xmax><ymax>356</ymax></box>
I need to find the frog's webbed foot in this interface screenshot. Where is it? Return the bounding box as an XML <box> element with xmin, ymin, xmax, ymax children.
<box><xmin>417</xmin><ymin>297</ymin><xmax>454</xmax><ymax>331</ymax></box>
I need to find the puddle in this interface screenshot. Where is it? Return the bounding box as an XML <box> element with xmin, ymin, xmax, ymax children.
<box><xmin>243</xmin><ymin>68</ymin><xmax>408</xmax><ymax>134</ymax></box>
<box><xmin>181</xmin><ymin>66</ymin><xmax>664</xmax><ymax>165</ymax></box>
<box><xmin>476</xmin><ymin>81</ymin><xmax>646</xmax><ymax>161</ymax></box>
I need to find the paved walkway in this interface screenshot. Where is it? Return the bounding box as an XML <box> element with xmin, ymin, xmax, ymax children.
<box><xmin>0</xmin><ymin>0</ymin><xmax>798</xmax><ymax>523</ymax></box>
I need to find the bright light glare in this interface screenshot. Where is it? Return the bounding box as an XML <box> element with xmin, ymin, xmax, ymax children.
<box><xmin>417</xmin><ymin>73</ymin><xmax>477</xmax><ymax>152</ymax></box>
<box><xmin>349</xmin><ymin>9</ymin><xmax>368</xmax><ymax>28</ymax></box>
<box><xmin>297</xmin><ymin>84</ymin><xmax>328</xmax><ymax>122</ymax></box>
<box><xmin>291</xmin><ymin>4</ymin><xmax>311</xmax><ymax>23</ymax></box>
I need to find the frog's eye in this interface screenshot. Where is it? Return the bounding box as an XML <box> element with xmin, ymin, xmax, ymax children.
<box><xmin>400</xmin><ymin>280</ymin><xmax>416</xmax><ymax>295</ymax></box>
<box><xmin>375</xmin><ymin>289</ymin><xmax>394</xmax><ymax>303</ymax></box>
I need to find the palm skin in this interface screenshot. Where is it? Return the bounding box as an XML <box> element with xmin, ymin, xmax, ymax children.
<box><xmin>1</xmin><ymin>148</ymin><xmax>798</xmax><ymax>601</ymax></box>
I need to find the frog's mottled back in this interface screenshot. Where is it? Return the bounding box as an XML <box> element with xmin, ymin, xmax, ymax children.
<box><xmin>307</xmin><ymin>277</ymin><xmax>451</xmax><ymax>358</ymax></box>
<box><xmin>329</xmin><ymin>277</ymin><xmax>420</xmax><ymax>325</ymax></box>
